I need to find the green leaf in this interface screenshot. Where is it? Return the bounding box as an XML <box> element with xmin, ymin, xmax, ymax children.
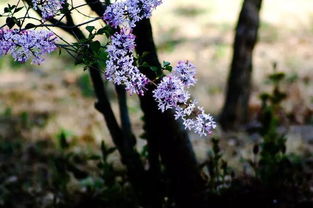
<box><xmin>88</xmin><ymin>155</ymin><xmax>101</xmax><ymax>160</ymax></box>
<box><xmin>150</xmin><ymin>66</ymin><xmax>163</xmax><ymax>77</ymax></box>
<box><xmin>25</xmin><ymin>23</ymin><xmax>36</xmax><ymax>29</ymax></box>
<box><xmin>96</xmin><ymin>49</ymin><xmax>108</xmax><ymax>68</ymax></box>
<box><xmin>4</xmin><ymin>7</ymin><xmax>10</xmax><ymax>13</ymax></box>
<box><xmin>6</xmin><ymin>17</ymin><xmax>15</xmax><ymax>28</ymax></box>
<box><xmin>162</xmin><ymin>61</ymin><xmax>172</xmax><ymax>72</ymax></box>
<box><xmin>97</xmin><ymin>27</ymin><xmax>107</xmax><ymax>35</ymax></box>
<box><xmin>56</xmin><ymin>129</ymin><xmax>74</xmax><ymax>149</ymax></box>
<box><xmin>4</xmin><ymin>4</ymin><xmax>16</xmax><ymax>13</ymax></box>
<box><xmin>101</xmin><ymin>140</ymin><xmax>107</xmax><ymax>155</ymax></box>
<box><xmin>97</xmin><ymin>25</ymin><xmax>114</xmax><ymax>37</ymax></box>
<box><xmin>163</xmin><ymin>61</ymin><xmax>171</xmax><ymax>67</ymax></box>
<box><xmin>13</xmin><ymin>6</ymin><xmax>23</xmax><ymax>14</ymax></box>
<box><xmin>90</xmin><ymin>41</ymin><xmax>101</xmax><ymax>52</ymax></box>
<box><xmin>106</xmin><ymin>147</ymin><xmax>116</xmax><ymax>155</ymax></box>
<box><xmin>268</xmin><ymin>72</ymin><xmax>285</xmax><ymax>83</ymax></box>
<box><xmin>150</xmin><ymin>66</ymin><xmax>159</xmax><ymax>72</ymax></box>
<box><xmin>165</xmin><ymin>65</ymin><xmax>172</xmax><ymax>72</ymax></box>
<box><xmin>86</xmin><ymin>26</ymin><xmax>95</xmax><ymax>33</ymax></box>
<box><xmin>9</xmin><ymin>4</ymin><xmax>16</xmax><ymax>10</ymax></box>
<box><xmin>141</xmin><ymin>51</ymin><xmax>150</xmax><ymax>58</ymax></box>
<box><xmin>59</xmin><ymin>132</ymin><xmax>69</xmax><ymax>149</ymax></box>
<box><xmin>141</xmin><ymin>61</ymin><xmax>150</xmax><ymax>68</ymax></box>
<box><xmin>98</xmin><ymin>49</ymin><xmax>108</xmax><ymax>59</ymax></box>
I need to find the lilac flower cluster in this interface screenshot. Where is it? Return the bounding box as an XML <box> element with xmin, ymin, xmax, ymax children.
<box><xmin>172</xmin><ymin>61</ymin><xmax>197</xmax><ymax>88</ymax></box>
<box><xmin>103</xmin><ymin>0</ymin><xmax>216</xmax><ymax>136</ymax></box>
<box><xmin>153</xmin><ymin>76</ymin><xmax>190</xmax><ymax>112</ymax></box>
<box><xmin>153</xmin><ymin>61</ymin><xmax>216</xmax><ymax>136</ymax></box>
<box><xmin>103</xmin><ymin>0</ymin><xmax>161</xmax><ymax>95</ymax></box>
<box><xmin>103</xmin><ymin>0</ymin><xmax>162</xmax><ymax>28</ymax></box>
<box><xmin>32</xmin><ymin>0</ymin><xmax>65</xmax><ymax>19</ymax></box>
<box><xmin>0</xmin><ymin>29</ymin><xmax>57</xmax><ymax>65</ymax></box>
<box><xmin>105</xmin><ymin>29</ymin><xmax>149</xmax><ymax>95</ymax></box>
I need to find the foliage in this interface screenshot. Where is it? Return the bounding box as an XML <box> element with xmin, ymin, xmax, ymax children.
<box><xmin>250</xmin><ymin>66</ymin><xmax>311</xmax><ymax>195</ymax></box>
<box><xmin>201</xmin><ymin>138</ymin><xmax>233</xmax><ymax>194</ymax></box>
<box><xmin>0</xmin><ymin>109</ymin><xmax>138</xmax><ymax>208</ymax></box>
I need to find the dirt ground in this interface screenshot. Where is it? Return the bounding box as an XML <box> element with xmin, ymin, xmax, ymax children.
<box><xmin>0</xmin><ymin>0</ymin><xmax>313</xmax><ymax>167</ymax></box>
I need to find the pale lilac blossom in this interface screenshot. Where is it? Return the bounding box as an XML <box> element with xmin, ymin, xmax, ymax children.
<box><xmin>103</xmin><ymin>0</ymin><xmax>162</xmax><ymax>28</ymax></box>
<box><xmin>174</xmin><ymin>106</ymin><xmax>185</xmax><ymax>120</ymax></box>
<box><xmin>105</xmin><ymin>29</ymin><xmax>149</xmax><ymax>95</ymax></box>
<box><xmin>193</xmin><ymin>107</ymin><xmax>216</xmax><ymax>136</ymax></box>
<box><xmin>103</xmin><ymin>0</ymin><xmax>161</xmax><ymax>95</ymax></box>
<box><xmin>0</xmin><ymin>29</ymin><xmax>14</xmax><ymax>55</ymax></box>
<box><xmin>153</xmin><ymin>61</ymin><xmax>216</xmax><ymax>136</ymax></box>
<box><xmin>183</xmin><ymin>100</ymin><xmax>197</xmax><ymax>116</ymax></box>
<box><xmin>102</xmin><ymin>0</ymin><xmax>215</xmax><ymax>136</ymax></box>
<box><xmin>127</xmin><ymin>0</ymin><xmax>162</xmax><ymax>27</ymax></box>
<box><xmin>179</xmin><ymin>102</ymin><xmax>216</xmax><ymax>136</ymax></box>
<box><xmin>0</xmin><ymin>29</ymin><xmax>57</xmax><ymax>64</ymax></box>
<box><xmin>173</xmin><ymin>61</ymin><xmax>197</xmax><ymax>88</ymax></box>
<box><xmin>103</xmin><ymin>2</ymin><xmax>128</xmax><ymax>28</ymax></box>
<box><xmin>153</xmin><ymin>76</ymin><xmax>190</xmax><ymax>112</ymax></box>
<box><xmin>183</xmin><ymin>118</ymin><xmax>195</xmax><ymax>131</ymax></box>
<box><xmin>32</xmin><ymin>0</ymin><xmax>65</xmax><ymax>19</ymax></box>
<box><xmin>180</xmin><ymin>106</ymin><xmax>216</xmax><ymax>136</ymax></box>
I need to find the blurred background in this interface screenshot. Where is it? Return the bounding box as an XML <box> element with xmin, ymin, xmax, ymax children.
<box><xmin>0</xmin><ymin>0</ymin><xmax>313</xmax><ymax>206</ymax></box>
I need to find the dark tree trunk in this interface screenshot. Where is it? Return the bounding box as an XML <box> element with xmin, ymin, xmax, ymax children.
<box><xmin>134</xmin><ymin>19</ymin><xmax>207</xmax><ymax>208</ymax></box>
<box><xmin>53</xmin><ymin>1</ymin><xmax>208</xmax><ymax>207</ymax></box>
<box><xmin>27</xmin><ymin>1</ymin><xmax>157</xmax><ymax>206</ymax></box>
<box><xmin>220</xmin><ymin>0</ymin><xmax>263</xmax><ymax>130</ymax></box>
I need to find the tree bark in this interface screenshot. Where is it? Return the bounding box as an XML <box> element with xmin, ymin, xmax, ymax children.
<box><xmin>26</xmin><ymin>1</ymin><xmax>154</xmax><ymax>206</ymax></box>
<box><xmin>75</xmin><ymin>1</ymin><xmax>208</xmax><ymax>207</ymax></box>
<box><xmin>134</xmin><ymin>19</ymin><xmax>207</xmax><ymax>208</ymax></box>
<box><xmin>220</xmin><ymin>0</ymin><xmax>263</xmax><ymax>130</ymax></box>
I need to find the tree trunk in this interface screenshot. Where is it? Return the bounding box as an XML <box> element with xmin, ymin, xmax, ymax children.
<box><xmin>134</xmin><ymin>19</ymin><xmax>207</xmax><ymax>208</ymax></box>
<box><xmin>26</xmin><ymin>1</ymin><xmax>157</xmax><ymax>206</ymax></box>
<box><xmin>73</xmin><ymin>1</ymin><xmax>208</xmax><ymax>207</ymax></box>
<box><xmin>220</xmin><ymin>0</ymin><xmax>263</xmax><ymax>130</ymax></box>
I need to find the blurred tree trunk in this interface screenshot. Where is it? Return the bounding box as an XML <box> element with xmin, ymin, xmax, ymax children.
<box><xmin>220</xmin><ymin>0</ymin><xmax>263</xmax><ymax>130</ymax></box>
<box><xmin>134</xmin><ymin>19</ymin><xmax>207</xmax><ymax>208</ymax></box>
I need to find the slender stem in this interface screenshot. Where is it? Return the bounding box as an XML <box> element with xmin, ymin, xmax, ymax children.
<box><xmin>115</xmin><ymin>85</ymin><xmax>133</xmax><ymax>139</ymax></box>
<box><xmin>22</xmin><ymin>17</ymin><xmax>102</xmax><ymax>29</ymax></box>
<box><xmin>20</xmin><ymin>7</ymin><xmax>31</xmax><ymax>29</ymax></box>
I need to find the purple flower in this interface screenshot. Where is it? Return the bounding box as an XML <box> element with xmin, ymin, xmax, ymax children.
<box><xmin>103</xmin><ymin>0</ymin><xmax>162</xmax><ymax>28</ymax></box>
<box><xmin>102</xmin><ymin>0</ymin><xmax>162</xmax><ymax>94</ymax></box>
<box><xmin>173</xmin><ymin>60</ymin><xmax>197</xmax><ymax>88</ymax></box>
<box><xmin>127</xmin><ymin>0</ymin><xmax>162</xmax><ymax>27</ymax></box>
<box><xmin>0</xmin><ymin>29</ymin><xmax>57</xmax><ymax>64</ymax></box>
<box><xmin>152</xmin><ymin>60</ymin><xmax>216</xmax><ymax>136</ymax></box>
<box><xmin>102</xmin><ymin>0</ymin><xmax>215</xmax><ymax>136</ymax></box>
<box><xmin>191</xmin><ymin>107</ymin><xmax>216</xmax><ymax>136</ymax></box>
<box><xmin>105</xmin><ymin>29</ymin><xmax>149</xmax><ymax>95</ymax></box>
<box><xmin>32</xmin><ymin>0</ymin><xmax>65</xmax><ymax>19</ymax></box>
<box><xmin>153</xmin><ymin>76</ymin><xmax>190</xmax><ymax>112</ymax></box>
<box><xmin>178</xmin><ymin>105</ymin><xmax>216</xmax><ymax>136</ymax></box>
<box><xmin>138</xmin><ymin>0</ymin><xmax>162</xmax><ymax>18</ymax></box>
<box><xmin>0</xmin><ymin>29</ymin><xmax>14</xmax><ymax>56</ymax></box>
<box><xmin>103</xmin><ymin>2</ymin><xmax>128</xmax><ymax>28</ymax></box>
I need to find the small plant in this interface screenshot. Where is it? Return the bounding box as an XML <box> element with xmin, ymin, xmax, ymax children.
<box><xmin>201</xmin><ymin>138</ymin><xmax>233</xmax><ymax>194</ymax></box>
<box><xmin>253</xmin><ymin>65</ymin><xmax>306</xmax><ymax>191</ymax></box>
